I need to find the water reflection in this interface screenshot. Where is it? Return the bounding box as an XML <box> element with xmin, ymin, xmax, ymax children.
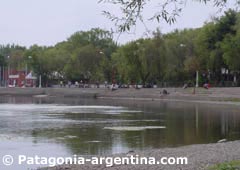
<box><xmin>0</xmin><ymin>96</ymin><xmax>240</xmax><ymax>157</ymax></box>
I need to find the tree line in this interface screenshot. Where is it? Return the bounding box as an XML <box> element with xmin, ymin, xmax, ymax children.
<box><xmin>0</xmin><ymin>10</ymin><xmax>240</xmax><ymax>87</ymax></box>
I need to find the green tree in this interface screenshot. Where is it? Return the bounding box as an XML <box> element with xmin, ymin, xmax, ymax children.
<box><xmin>100</xmin><ymin>0</ymin><xmax>233</xmax><ymax>32</ymax></box>
<box><xmin>25</xmin><ymin>45</ymin><xmax>50</xmax><ymax>86</ymax></box>
<box><xmin>65</xmin><ymin>28</ymin><xmax>117</xmax><ymax>82</ymax></box>
<box><xmin>112</xmin><ymin>34</ymin><xmax>166</xmax><ymax>85</ymax></box>
<box><xmin>202</xmin><ymin>10</ymin><xmax>237</xmax><ymax>82</ymax></box>
<box><xmin>222</xmin><ymin>31</ymin><xmax>240</xmax><ymax>71</ymax></box>
<box><xmin>64</xmin><ymin>44</ymin><xmax>105</xmax><ymax>82</ymax></box>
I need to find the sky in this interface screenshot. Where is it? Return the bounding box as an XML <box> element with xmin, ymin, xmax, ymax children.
<box><xmin>0</xmin><ymin>0</ymin><xmax>237</xmax><ymax>47</ymax></box>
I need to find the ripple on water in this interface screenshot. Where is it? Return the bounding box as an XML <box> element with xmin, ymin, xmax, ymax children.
<box><xmin>103</xmin><ymin>126</ymin><xmax>166</xmax><ymax>131</ymax></box>
<box><xmin>0</xmin><ymin>104</ymin><xmax>139</xmax><ymax>115</ymax></box>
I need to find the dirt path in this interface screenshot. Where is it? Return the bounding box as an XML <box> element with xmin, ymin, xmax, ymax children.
<box><xmin>1</xmin><ymin>87</ymin><xmax>240</xmax><ymax>103</ymax></box>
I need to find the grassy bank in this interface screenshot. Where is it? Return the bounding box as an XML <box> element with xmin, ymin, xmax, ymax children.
<box><xmin>210</xmin><ymin>160</ymin><xmax>240</xmax><ymax>170</ymax></box>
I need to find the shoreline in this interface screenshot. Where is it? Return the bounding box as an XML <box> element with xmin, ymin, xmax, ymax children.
<box><xmin>1</xmin><ymin>87</ymin><xmax>240</xmax><ymax>104</ymax></box>
<box><xmin>39</xmin><ymin>140</ymin><xmax>240</xmax><ymax>170</ymax></box>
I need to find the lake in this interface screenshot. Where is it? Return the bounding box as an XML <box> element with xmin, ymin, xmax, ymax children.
<box><xmin>0</xmin><ymin>96</ymin><xmax>240</xmax><ymax>169</ymax></box>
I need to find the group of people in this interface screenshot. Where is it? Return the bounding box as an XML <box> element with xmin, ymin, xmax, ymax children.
<box><xmin>59</xmin><ymin>80</ymin><xmax>87</xmax><ymax>88</ymax></box>
<box><xmin>59</xmin><ymin>80</ymin><xmax>106</xmax><ymax>88</ymax></box>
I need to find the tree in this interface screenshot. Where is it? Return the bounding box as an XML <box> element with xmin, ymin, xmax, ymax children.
<box><xmin>201</xmin><ymin>10</ymin><xmax>237</xmax><ymax>82</ymax></box>
<box><xmin>100</xmin><ymin>0</ymin><xmax>233</xmax><ymax>32</ymax></box>
<box><xmin>0</xmin><ymin>54</ymin><xmax>6</xmax><ymax>85</ymax></box>
<box><xmin>0</xmin><ymin>55</ymin><xmax>6</xmax><ymax>66</ymax></box>
<box><xmin>220</xmin><ymin>13</ymin><xmax>240</xmax><ymax>84</ymax></box>
<box><xmin>0</xmin><ymin>44</ymin><xmax>26</xmax><ymax>70</ymax></box>
<box><xmin>64</xmin><ymin>44</ymin><xmax>104</xmax><ymax>82</ymax></box>
<box><xmin>65</xmin><ymin>28</ymin><xmax>117</xmax><ymax>82</ymax></box>
<box><xmin>112</xmin><ymin>34</ymin><xmax>166</xmax><ymax>85</ymax></box>
<box><xmin>22</xmin><ymin>28</ymin><xmax>117</xmax><ymax>85</ymax></box>
<box><xmin>25</xmin><ymin>45</ymin><xmax>51</xmax><ymax>86</ymax></box>
<box><xmin>222</xmin><ymin>33</ymin><xmax>240</xmax><ymax>72</ymax></box>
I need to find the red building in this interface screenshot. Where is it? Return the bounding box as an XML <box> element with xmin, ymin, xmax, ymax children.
<box><xmin>2</xmin><ymin>68</ymin><xmax>36</xmax><ymax>87</ymax></box>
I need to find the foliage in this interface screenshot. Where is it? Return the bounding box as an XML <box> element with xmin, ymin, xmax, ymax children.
<box><xmin>99</xmin><ymin>0</ymin><xmax>233</xmax><ymax>32</ymax></box>
<box><xmin>1</xmin><ymin>9</ymin><xmax>240</xmax><ymax>87</ymax></box>
<box><xmin>209</xmin><ymin>160</ymin><xmax>240</xmax><ymax>170</ymax></box>
<box><xmin>0</xmin><ymin>45</ymin><xmax>26</xmax><ymax>69</ymax></box>
<box><xmin>0</xmin><ymin>55</ymin><xmax>6</xmax><ymax>66</ymax></box>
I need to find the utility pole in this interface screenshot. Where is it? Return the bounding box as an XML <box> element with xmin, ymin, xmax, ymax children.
<box><xmin>196</xmin><ymin>70</ymin><xmax>199</xmax><ymax>88</ymax></box>
<box><xmin>39</xmin><ymin>75</ymin><xmax>42</xmax><ymax>88</ymax></box>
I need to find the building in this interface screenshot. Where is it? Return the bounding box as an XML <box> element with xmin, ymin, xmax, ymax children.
<box><xmin>0</xmin><ymin>68</ymin><xmax>37</xmax><ymax>87</ymax></box>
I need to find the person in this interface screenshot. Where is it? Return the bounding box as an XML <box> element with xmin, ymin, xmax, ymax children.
<box><xmin>75</xmin><ymin>81</ymin><xmax>79</xmax><ymax>88</ymax></box>
<box><xmin>79</xmin><ymin>80</ymin><xmax>83</xmax><ymax>88</ymax></box>
<box><xmin>96</xmin><ymin>81</ymin><xmax>99</xmax><ymax>88</ymax></box>
<box><xmin>183</xmin><ymin>83</ymin><xmax>188</xmax><ymax>89</ymax></box>
<box><xmin>162</xmin><ymin>89</ymin><xmax>168</xmax><ymax>95</ymax></box>
<box><xmin>160</xmin><ymin>89</ymin><xmax>169</xmax><ymax>95</ymax></box>
<box><xmin>135</xmin><ymin>83</ymin><xmax>141</xmax><ymax>89</ymax></box>
<box><xmin>68</xmin><ymin>81</ymin><xmax>71</xmax><ymax>88</ymax></box>
<box><xmin>111</xmin><ymin>84</ymin><xmax>118</xmax><ymax>91</ymax></box>
<box><xmin>60</xmin><ymin>81</ymin><xmax>63</xmax><ymax>87</ymax></box>
<box><xmin>104</xmin><ymin>81</ymin><xmax>108</xmax><ymax>88</ymax></box>
<box><xmin>203</xmin><ymin>83</ymin><xmax>210</xmax><ymax>89</ymax></box>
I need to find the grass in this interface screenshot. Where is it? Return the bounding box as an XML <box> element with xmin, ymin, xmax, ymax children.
<box><xmin>209</xmin><ymin>160</ymin><xmax>240</xmax><ymax>170</ymax></box>
<box><xmin>224</xmin><ymin>98</ymin><xmax>240</xmax><ymax>102</ymax></box>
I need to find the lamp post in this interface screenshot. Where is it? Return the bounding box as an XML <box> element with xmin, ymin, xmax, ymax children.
<box><xmin>196</xmin><ymin>70</ymin><xmax>199</xmax><ymax>88</ymax></box>
<box><xmin>39</xmin><ymin>75</ymin><xmax>42</xmax><ymax>88</ymax></box>
<box><xmin>2</xmin><ymin>63</ymin><xmax>5</xmax><ymax>87</ymax></box>
<box><xmin>25</xmin><ymin>56</ymin><xmax>32</xmax><ymax>87</ymax></box>
<box><xmin>25</xmin><ymin>56</ymin><xmax>32</xmax><ymax>75</ymax></box>
<box><xmin>38</xmin><ymin>57</ymin><xmax>42</xmax><ymax>88</ymax></box>
<box><xmin>7</xmin><ymin>56</ymin><xmax>10</xmax><ymax>87</ymax></box>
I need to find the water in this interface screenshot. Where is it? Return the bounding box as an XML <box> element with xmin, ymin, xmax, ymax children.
<box><xmin>0</xmin><ymin>96</ymin><xmax>240</xmax><ymax>169</ymax></box>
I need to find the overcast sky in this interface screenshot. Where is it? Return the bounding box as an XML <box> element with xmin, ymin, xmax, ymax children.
<box><xmin>0</xmin><ymin>0</ymin><xmax>236</xmax><ymax>47</ymax></box>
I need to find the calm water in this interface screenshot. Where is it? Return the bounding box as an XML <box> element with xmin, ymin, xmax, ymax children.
<box><xmin>0</xmin><ymin>96</ymin><xmax>240</xmax><ymax>169</ymax></box>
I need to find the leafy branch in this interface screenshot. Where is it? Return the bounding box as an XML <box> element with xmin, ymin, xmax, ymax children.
<box><xmin>99</xmin><ymin>0</ymin><xmax>230</xmax><ymax>32</ymax></box>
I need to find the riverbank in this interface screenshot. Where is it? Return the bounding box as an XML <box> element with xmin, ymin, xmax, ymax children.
<box><xmin>1</xmin><ymin>87</ymin><xmax>240</xmax><ymax>103</ymax></box>
<box><xmin>39</xmin><ymin>140</ymin><xmax>240</xmax><ymax>170</ymax></box>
